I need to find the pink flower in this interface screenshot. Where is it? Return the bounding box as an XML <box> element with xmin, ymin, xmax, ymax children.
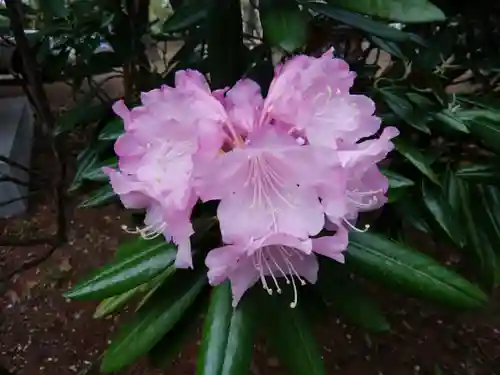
<box><xmin>262</xmin><ymin>49</ymin><xmax>356</xmax><ymax>130</ymax></box>
<box><xmin>205</xmin><ymin>227</ymin><xmax>349</xmax><ymax>307</ymax></box>
<box><xmin>104</xmin><ymin>53</ymin><xmax>398</xmax><ymax>304</ymax></box>
<box><xmin>205</xmin><ymin>233</ymin><xmax>318</xmax><ymax>307</ymax></box>
<box><xmin>196</xmin><ymin>128</ymin><xmax>336</xmax><ymax>243</ymax></box>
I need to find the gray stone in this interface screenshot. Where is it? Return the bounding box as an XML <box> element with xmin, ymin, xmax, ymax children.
<box><xmin>0</xmin><ymin>95</ymin><xmax>34</xmax><ymax>217</ymax></box>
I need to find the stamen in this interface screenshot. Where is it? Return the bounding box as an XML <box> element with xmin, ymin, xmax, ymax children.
<box><xmin>267</xmin><ymin>248</ymin><xmax>291</xmax><ymax>285</ymax></box>
<box><xmin>278</xmin><ymin>247</ymin><xmax>306</xmax><ymax>308</ymax></box>
<box><xmin>343</xmin><ymin>218</ymin><xmax>370</xmax><ymax>233</ymax></box>
<box><xmin>121</xmin><ymin>222</ymin><xmax>167</xmax><ymax>240</ymax></box>
<box><xmin>262</xmin><ymin>253</ymin><xmax>282</xmax><ymax>294</ymax></box>
<box><xmin>253</xmin><ymin>246</ymin><xmax>309</xmax><ymax>308</ymax></box>
<box><xmin>257</xmin><ymin>250</ymin><xmax>273</xmax><ymax>295</ymax></box>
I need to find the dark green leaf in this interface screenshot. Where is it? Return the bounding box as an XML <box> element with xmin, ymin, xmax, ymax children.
<box><xmin>368</xmin><ymin>35</ymin><xmax>405</xmax><ymax>59</ymax></box>
<box><xmin>38</xmin><ymin>0</ymin><xmax>69</xmax><ymax>18</ymax></box>
<box><xmin>149</xmin><ymin>294</ymin><xmax>207</xmax><ymax>368</ymax></box>
<box><xmin>261</xmin><ymin>4</ymin><xmax>307</xmax><ymax>53</ymax></box>
<box><xmin>468</xmin><ymin>117</ymin><xmax>500</xmax><ymax>155</ymax></box>
<box><xmin>469</xmin><ymin>185</ymin><xmax>500</xmax><ymax>287</ymax></box>
<box><xmin>422</xmin><ymin>180</ymin><xmax>466</xmax><ymax>247</ymax></box>
<box><xmin>327</xmin><ymin>0</ymin><xmax>445</xmax><ymax>23</ymax></box>
<box><xmin>456</xmin><ymin>181</ymin><xmax>497</xmax><ymax>290</ymax></box>
<box><xmin>394</xmin><ymin>139</ymin><xmax>440</xmax><ymax>184</ymax></box>
<box><xmin>442</xmin><ymin>168</ymin><xmax>460</xmax><ymax>215</ymax></box>
<box><xmin>81</xmin><ymin>157</ymin><xmax>117</xmax><ymax>182</ymax></box>
<box><xmin>433</xmin><ymin>110</ymin><xmax>469</xmax><ymax>134</ymax></box>
<box><xmin>55</xmin><ymin>102</ymin><xmax>109</xmax><ymax>136</ymax></box>
<box><xmin>381</xmin><ymin>168</ymin><xmax>415</xmax><ymax>188</ymax></box>
<box><xmin>65</xmin><ymin>239</ymin><xmax>176</xmax><ymax>300</ymax></box>
<box><xmin>93</xmin><ymin>287</ymin><xmax>143</xmax><ymax>318</ymax></box>
<box><xmin>305</xmin><ymin>2</ymin><xmax>417</xmax><ymax>43</ymax></box>
<box><xmin>99</xmin><ymin>118</ymin><xmax>124</xmax><ymax>141</ymax></box>
<box><xmin>394</xmin><ymin>198</ymin><xmax>431</xmax><ymax>233</ymax></box>
<box><xmin>162</xmin><ymin>1</ymin><xmax>209</xmax><ymax>33</ymax></box>
<box><xmin>196</xmin><ymin>282</ymin><xmax>255</xmax><ymax>375</ymax></box>
<box><xmin>455</xmin><ymin>162</ymin><xmax>500</xmax><ymax>183</ymax></box>
<box><xmin>78</xmin><ymin>184</ymin><xmax>116</xmax><ymax>208</ymax></box>
<box><xmin>316</xmin><ymin>261</ymin><xmax>390</xmax><ymax>332</ymax></box>
<box><xmin>68</xmin><ymin>146</ymin><xmax>99</xmax><ymax>192</ymax></box>
<box><xmin>346</xmin><ymin>232</ymin><xmax>488</xmax><ymax>309</ymax></box>
<box><xmin>101</xmin><ymin>272</ymin><xmax>206</xmax><ymax>372</ymax></box>
<box><xmin>379</xmin><ymin>89</ymin><xmax>430</xmax><ymax>133</ymax></box>
<box><xmin>261</xmin><ymin>292</ymin><xmax>325</xmax><ymax>375</ymax></box>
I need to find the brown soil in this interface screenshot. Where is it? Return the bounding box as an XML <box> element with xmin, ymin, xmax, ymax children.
<box><xmin>1</xmin><ymin>84</ymin><xmax>500</xmax><ymax>375</ymax></box>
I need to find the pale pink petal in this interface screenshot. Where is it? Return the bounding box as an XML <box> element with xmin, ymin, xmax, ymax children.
<box><xmin>225</xmin><ymin>79</ymin><xmax>263</xmax><ymax>134</ymax></box>
<box><xmin>112</xmin><ymin>100</ymin><xmax>132</xmax><ymax>130</ymax></box>
<box><xmin>312</xmin><ymin>226</ymin><xmax>349</xmax><ymax>263</ymax></box>
<box><xmin>205</xmin><ymin>244</ymin><xmax>246</xmax><ymax>285</ymax></box>
<box><xmin>338</xmin><ymin>126</ymin><xmax>399</xmax><ymax>176</ymax></box>
<box><xmin>175</xmin><ymin>69</ymin><xmax>211</xmax><ymax>93</ymax></box>
<box><xmin>227</xmin><ymin>256</ymin><xmax>260</xmax><ymax>306</ymax></box>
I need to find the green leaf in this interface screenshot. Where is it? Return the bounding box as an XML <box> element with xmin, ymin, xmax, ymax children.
<box><xmin>149</xmin><ymin>294</ymin><xmax>206</xmax><ymax>368</ymax></box>
<box><xmin>327</xmin><ymin>0</ymin><xmax>445</xmax><ymax>23</ymax></box>
<box><xmin>261</xmin><ymin>4</ymin><xmax>308</xmax><ymax>53</ymax></box>
<box><xmin>394</xmin><ymin>198</ymin><xmax>431</xmax><ymax>233</ymax></box>
<box><xmin>381</xmin><ymin>168</ymin><xmax>414</xmax><ymax>203</ymax></box>
<box><xmin>467</xmin><ymin>117</ymin><xmax>500</xmax><ymax>155</ymax></box>
<box><xmin>442</xmin><ymin>168</ymin><xmax>460</xmax><ymax>215</ymax></box>
<box><xmin>455</xmin><ymin>162</ymin><xmax>500</xmax><ymax>183</ymax></box>
<box><xmin>65</xmin><ymin>239</ymin><xmax>177</xmax><ymax>300</ymax></box>
<box><xmin>98</xmin><ymin>118</ymin><xmax>124</xmax><ymax>141</ymax></box>
<box><xmin>93</xmin><ymin>287</ymin><xmax>143</xmax><ymax>318</ymax></box>
<box><xmin>433</xmin><ymin>110</ymin><xmax>470</xmax><ymax>134</ymax></box>
<box><xmin>346</xmin><ymin>232</ymin><xmax>488</xmax><ymax>309</ymax></box>
<box><xmin>379</xmin><ymin>89</ymin><xmax>430</xmax><ymax>133</ymax></box>
<box><xmin>68</xmin><ymin>146</ymin><xmax>99</xmax><ymax>192</ymax></box>
<box><xmin>305</xmin><ymin>2</ymin><xmax>417</xmax><ymax>43</ymax></box>
<box><xmin>78</xmin><ymin>184</ymin><xmax>116</xmax><ymax>208</ymax></box>
<box><xmin>462</xmin><ymin>184</ymin><xmax>500</xmax><ymax>289</ymax></box>
<box><xmin>101</xmin><ymin>272</ymin><xmax>206</xmax><ymax>372</ymax></box>
<box><xmin>456</xmin><ymin>181</ymin><xmax>497</xmax><ymax>290</ymax></box>
<box><xmin>196</xmin><ymin>282</ymin><xmax>255</xmax><ymax>375</ymax></box>
<box><xmin>162</xmin><ymin>0</ymin><xmax>209</xmax><ymax>33</ymax></box>
<box><xmin>316</xmin><ymin>261</ymin><xmax>390</xmax><ymax>332</ymax></box>
<box><xmin>422</xmin><ymin>180</ymin><xmax>466</xmax><ymax>247</ymax></box>
<box><xmin>261</xmin><ymin>292</ymin><xmax>326</xmax><ymax>375</ymax></box>
<box><xmin>394</xmin><ymin>139</ymin><xmax>440</xmax><ymax>184</ymax></box>
<box><xmin>115</xmin><ymin>236</ymin><xmax>157</xmax><ymax>261</ymax></box>
<box><xmin>81</xmin><ymin>157</ymin><xmax>117</xmax><ymax>182</ymax></box>
<box><xmin>55</xmin><ymin>102</ymin><xmax>109</xmax><ymax>136</ymax></box>
<box><xmin>368</xmin><ymin>35</ymin><xmax>405</xmax><ymax>59</ymax></box>
<box><xmin>38</xmin><ymin>0</ymin><xmax>69</xmax><ymax>18</ymax></box>
<box><xmin>381</xmin><ymin>168</ymin><xmax>415</xmax><ymax>189</ymax></box>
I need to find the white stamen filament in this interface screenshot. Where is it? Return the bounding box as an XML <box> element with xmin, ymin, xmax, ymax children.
<box><xmin>121</xmin><ymin>222</ymin><xmax>167</xmax><ymax>240</ymax></box>
<box><xmin>245</xmin><ymin>156</ymin><xmax>296</xmax><ymax>231</ymax></box>
<box><xmin>343</xmin><ymin>218</ymin><xmax>370</xmax><ymax>233</ymax></box>
<box><xmin>253</xmin><ymin>246</ymin><xmax>307</xmax><ymax>308</ymax></box>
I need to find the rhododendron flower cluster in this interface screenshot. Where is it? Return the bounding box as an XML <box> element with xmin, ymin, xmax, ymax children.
<box><xmin>105</xmin><ymin>50</ymin><xmax>399</xmax><ymax>307</ymax></box>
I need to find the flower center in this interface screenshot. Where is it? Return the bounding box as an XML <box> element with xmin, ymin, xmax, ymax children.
<box><xmin>244</xmin><ymin>155</ymin><xmax>296</xmax><ymax>231</ymax></box>
<box><xmin>251</xmin><ymin>245</ymin><xmax>306</xmax><ymax>308</ymax></box>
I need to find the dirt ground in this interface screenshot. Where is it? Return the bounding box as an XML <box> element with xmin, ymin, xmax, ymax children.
<box><xmin>1</xmin><ymin>81</ymin><xmax>500</xmax><ymax>375</ymax></box>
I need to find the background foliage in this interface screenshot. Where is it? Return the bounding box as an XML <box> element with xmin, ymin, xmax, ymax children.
<box><xmin>4</xmin><ymin>0</ymin><xmax>500</xmax><ymax>374</ymax></box>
